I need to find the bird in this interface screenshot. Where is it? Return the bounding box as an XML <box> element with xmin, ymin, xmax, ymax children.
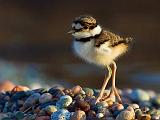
<box><xmin>68</xmin><ymin>15</ymin><xmax>132</xmax><ymax>103</ymax></box>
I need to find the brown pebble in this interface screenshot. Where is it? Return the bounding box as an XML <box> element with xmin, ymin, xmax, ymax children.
<box><xmin>70</xmin><ymin>110</ymin><xmax>86</xmax><ymax>120</ymax></box>
<box><xmin>106</xmin><ymin>100</ymin><xmax>114</xmax><ymax>107</ymax></box>
<box><xmin>63</xmin><ymin>88</ymin><xmax>74</xmax><ymax>97</ymax></box>
<box><xmin>72</xmin><ymin>85</ymin><xmax>82</xmax><ymax>95</ymax></box>
<box><xmin>76</xmin><ymin>100</ymin><xmax>90</xmax><ymax>112</ymax></box>
<box><xmin>12</xmin><ymin>85</ymin><xmax>30</xmax><ymax>92</ymax></box>
<box><xmin>139</xmin><ymin>114</ymin><xmax>151</xmax><ymax>120</ymax></box>
<box><xmin>87</xmin><ymin>110</ymin><xmax>96</xmax><ymax>120</ymax></box>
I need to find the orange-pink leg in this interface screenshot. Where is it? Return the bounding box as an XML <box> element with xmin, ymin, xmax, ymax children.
<box><xmin>95</xmin><ymin>65</ymin><xmax>112</xmax><ymax>104</ymax></box>
<box><xmin>104</xmin><ymin>61</ymin><xmax>122</xmax><ymax>103</ymax></box>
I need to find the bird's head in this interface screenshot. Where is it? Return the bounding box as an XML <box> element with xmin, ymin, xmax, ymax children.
<box><xmin>68</xmin><ymin>15</ymin><xmax>102</xmax><ymax>39</ymax></box>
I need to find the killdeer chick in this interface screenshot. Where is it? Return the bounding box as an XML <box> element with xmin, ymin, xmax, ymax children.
<box><xmin>69</xmin><ymin>15</ymin><xmax>132</xmax><ymax>103</ymax></box>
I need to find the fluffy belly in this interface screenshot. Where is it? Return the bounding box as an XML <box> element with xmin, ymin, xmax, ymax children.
<box><xmin>73</xmin><ymin>41</ymin><xmax>115</xmax><ymax>66</ymax></box>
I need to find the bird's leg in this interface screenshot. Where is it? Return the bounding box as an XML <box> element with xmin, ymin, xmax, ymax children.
<box><xmin>95</xmin><ymin>65</ymin><xmax>112</xmax><ymax>104</ymax></box>
<box><xmin>104</xmin><ymin>61</ymin><xmax>122</xmax><ymax>103</ymax></box>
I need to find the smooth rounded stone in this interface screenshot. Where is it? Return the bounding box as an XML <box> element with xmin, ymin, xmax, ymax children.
<box><xmin>140</xmin><ymin>114</ymin><xmax>151</xmax><ymax>120</ymax></box>
<box><xmin>51</xmin><ymin>109</ymin><xmax>71</xmax><ymax>120</ymax></box>
<box><xmin>48</xmin><ymin>88</ymin><xmax>65</xmax><ymax>98</ymax></box>
<box><xmin>63</xmin><ymin>89</ymin><xmax>74</xmax><ymax>97</ymax></box>
<box><xmin>111</xmin><ymin>103</ymin><xmax>124</xmax><ymax>111</ymax></box>
<box><xmin>135</xmin><ymin>109</ymin><xmax>143</xmax><ymax>118</ymax></box>
<box><xmin>86</xmin><ymin>97</ymin><xmax>96</xmax><ymax>107</ymax></box>
<box><xmin>11</xmin><ymin>85</ymin><xmax>30</xmax><ymax>92</ymax></box>
<box><xmin>129</xmin><ymin>89</ymin><xmax>150</xmax><ymax>102</ymax></box>
<box><xmin>115</xmin><ymin>110</ymin><xmax>135</xmax><ymax>120</ymax></box>
<box><xmin>24</xmin><ymin>93</ymin><xmax>41</xmax><ymax>108</ymax></box>
<box><xmin>96</xmin><ymin>101</ymin><xmax>108</xmax><ymax>110</ymax></box>
<box><xmin>14</xmin><ymin>111</ymin><xmax>24</xmax><ymax>120</ymax></box>
<box><xmin>87</xmin><ymin>110</ymin><xmax>96</xmax><ymax>120</ymax></box>
<box><xmin>56</xmin><ymin>95</ymin><xmax>72</xmax><ymax>109</ymax></box>
<box><xmin>44</xmin><ymin>105</ymin><xmax>57</xmax><ymax>115</ymax></box>
<box><xmin>130</xmin><ymin>103</ymin><xmax>139</xmax><ymax>110</ymax></box>
<box><xmin>126</xmin><ymin>106</ymin><xmax>134</xmax><ymax>113</ymax></box>
<box><xmin>83</xmin><ymin>88</ymin><xmax>94</xmax><ymax>97</ymax></box>
<box><xmin>70</xmin><ymin>110</ymin><xmax>86</xmax><ymax>120</ymax></box>
<box><xmin>106</xmin><ymin>100</ymin><xmax>114</xmax><ymax>107</ymax></box>
<box><xmin>96</xmin><ymin>113</ymin><xmax>104</xmax><ymax>119</ymax></box>
<box><xmin>11</xmin><ymin>91</ymin><xmax>30</xmax><ymax>101</ymax></box>
<box><xmin>75</xmin><ymin>100</ymin><xmax>90</xmax><ymax>112</ymax></box>
<box><xmin>74</xmin><ymin>94</ymin><xmax>86</xmax><ymax>101</ymax></box>
<box><xmin>39</xmin><ymin>93</ymin><xmax>52</xmax><ymax>104</ymax></box>
<box><xmin>72</xmin><ymin>86</ymin><xmax>82</xmax><ymax>95</ymax></box>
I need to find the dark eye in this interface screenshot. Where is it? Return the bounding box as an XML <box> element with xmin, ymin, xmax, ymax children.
<box><xmin>84</xmin><ymin>26</ymin><xmax>88</xmax><ymax>29</ymax></box>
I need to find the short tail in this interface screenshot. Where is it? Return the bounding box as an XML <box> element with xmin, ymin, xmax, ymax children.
<box><xmin>125</xmin><ymin>37</ymin><xmax>133</xmax><ymax>44</ymax></box>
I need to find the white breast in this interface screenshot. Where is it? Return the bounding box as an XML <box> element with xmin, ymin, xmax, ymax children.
<box><xmin>72</xmin><ymin>40</ymin><xmax>115</xmax><ymax>66</ymax></box>
<box><xmin>73</xmin><ymin>40</ymin><xmax>95</xmax><ymax>63</ymax></box>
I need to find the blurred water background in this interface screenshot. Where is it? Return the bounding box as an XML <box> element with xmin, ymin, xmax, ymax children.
<box><xmin>0</xmin><ymin>0</ymin><xmax>160</xmax><ymax>91</ymax></box>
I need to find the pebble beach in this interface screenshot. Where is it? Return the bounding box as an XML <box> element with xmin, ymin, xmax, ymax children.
<box><xmin>0</xmin><ymin>84</ymin><xmax>160</xmax><ymax>120</ymax></box>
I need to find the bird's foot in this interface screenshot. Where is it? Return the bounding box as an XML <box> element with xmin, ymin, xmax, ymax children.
<box><xmin>102</xmin><ymin>87</ymin><xmax>122</xmax><ymax>104</ymax></box>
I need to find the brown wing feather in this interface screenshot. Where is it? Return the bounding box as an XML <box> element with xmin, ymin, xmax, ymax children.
<box><xmin>95</xmin><ymin>30</ymin><xmax>122</xmax><ymax>47</ymax></box>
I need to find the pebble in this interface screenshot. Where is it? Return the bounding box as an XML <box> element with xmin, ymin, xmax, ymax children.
<box><xmin>39</xmin><ymin>93</ymin><xmax>52</xmax><ymax>104</ymax></box>
<box><xmin>75</xmin><ymin>100</ymin><xmax>90</xmax><ymax>112</ymax></box>
<box><xmin>96</xmin><ymin>101</ymin><xmax>108</xmax><ymax>110</ymax></box>
<box><xmin>14</xmin><ymin>111</ymin><xmax>24</xmax><ymax>120</ymax></box>
<box><xmin>83</xmin><ymin>88</ymin><xmax>94</xmax><ymax>97</ymax></box>
<box><xmin>0</xmin><ymin>85</ymin><xmax>159</xmax><ymax>120</ymax></box>
<box><xmin>44</xmin><ymin>105</ymin><xmax>57</xmax><ymax>115</ymax></box>
<box><xmin>96</xmin><ymin>112</ymin><xmax>104</xmax><ymax>118</ymax></box>
<box><xmin>140</xmin><ymin>114</ymin><xmax>151</xmax><ymax>120</ymax></box>
<box><xmin>23</xmin><ymin>93</ymin><xmax>41</xmax><ymax>108</ymax></box>
<box><xmin>11</xmin><ymin>85</ymin><xmax>30</xmax><ymax>92</ymax></box>
<box><xmin>116</xmin><ymin>110</ymin><xmax>135</xmax><ymax>120</ymax></box>
<box><xmin>56</xmin><ymin>95</ymin><xmax>72</xmax><ymax>109</ymax></box>
<box><xmin>48</xmin><ymin>88</ymin><xmax>65</xmax><ymax>98</ymax></box>
<box><xmin>72</xmin><ymin>86</ymin><xmax>82</xmax><ymax>95</ymax></box>
<box><xmin>70</xmin><ymin>110</ymin><xmax>86</xmax><ymax>120</ymax></box>
<box><xmin>51</xmin><ymin>109</ymin><xmax>71</xmax><ymax>120</ymax></box>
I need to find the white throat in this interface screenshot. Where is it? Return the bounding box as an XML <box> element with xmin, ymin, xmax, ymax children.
<box><xmin>72</xmin><ymin>25</ymin><xmax>102</xmax><ymax>39</ymax></box>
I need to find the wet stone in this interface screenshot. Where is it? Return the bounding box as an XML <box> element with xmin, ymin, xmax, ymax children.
<box><xmin>23</xmin><ymin>93</ymin><xmax>41</xmax><ymax>108</ymax></box>
<box><xmin>70</xmin><ymin>110</ymin><xmax>86</xmax><ymax>120</ymax></box>
<box><xmin>51</xmin><ymin>109</ymin><xmax>71</xmax><ymax>120</ymax></box>
<box><xmin>83</xmin><ymin>88</ymin><xmax>94</xmax><ymax>97</ymax></box>
<box><xmin>48</xmin><ymin>88</ymin><xmax>65</xmax><ymax>98</ymax></box>
<box><xmin>39</xmin><ymin>93</ymin><xmax>52</xmax><ymax>104</ymax></box>
<box><xmin>56</xmin><ymin>95</ymin><xmax>72</xmax><ymax>109</ymax></box>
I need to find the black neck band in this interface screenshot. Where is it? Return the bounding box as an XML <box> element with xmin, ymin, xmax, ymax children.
<box><xmin>75</xmin><ymin>31</ymin><xmax>102</xmax><ymax>42</ymax></box>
